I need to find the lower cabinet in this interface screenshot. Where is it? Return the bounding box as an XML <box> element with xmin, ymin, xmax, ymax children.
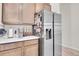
<box><xmin>0</xmin><ymin>48</ymin><xmax>22</xmax><ymax>56</ymax></box>
<box><xmin>24</xmin><ymin>44</ymin><xmax>38</xmax><ymax>56</ymax></box>
<box><xmin>0</xmin><ymin>39</ymin><xmax>39</xmax><ymax>56</ymax></box>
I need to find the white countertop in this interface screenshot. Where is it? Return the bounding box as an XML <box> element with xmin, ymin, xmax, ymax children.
<box><xmin>0</xmin><ymin>36</ymin><xmax>40</xmax><ymax>44</ymax></box>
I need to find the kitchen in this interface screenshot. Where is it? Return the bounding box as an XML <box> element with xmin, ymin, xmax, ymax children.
<box><xmin>0</xmin><ymin>3</ymin><xmax>62</xmax><ymax>56</ymax></box>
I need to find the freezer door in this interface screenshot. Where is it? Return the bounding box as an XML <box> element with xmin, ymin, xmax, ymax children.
<box><xmin>53</xmin><ymin>13</ymin><xmax>62</xmax><ymax>56</ymax></box>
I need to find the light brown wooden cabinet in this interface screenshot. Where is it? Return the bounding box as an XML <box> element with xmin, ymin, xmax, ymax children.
<box><xmin>23</xmin><ymin>39</ymin><xmax>38</xmax><ymax>56</ymax></box>
<box><xmin>0</xmin><ymin>4</ymin><xmax>2</xmax><ymax>25</ymax></box>
<box><xmin>2</xmin><ymin>3</ymin><xmax>19</xmax><ymax>24</ymax></box>
<box><xmin>35</xmin><ymin>3</ymin><xmax>44</xmax><ymax>13</ymax></box>
<box><xmin>2</xmin><ymin>3</ymin><xmax>51</xmax><ymax>25</ymax></box>
<box><xmin>24</xmin><ymin>44</ymin><xmax>38</xmax><ymax>56</ymax></box>
<box><xmin>0</xmin><ymin>41</ymin><xmax>23</xmax><ymax>51</ymax></box>
<box><xmin>0</xmin><ymin>48</ymin><xmax>22</xmax><ymax>56</ymax></box>
<box><xmin>22</xmin><ymin>3</ymin><xmax>35</xmax><ymax>24</ymax></box>
<box><xmin>35</xmin><ymin>3</ymin><xmax>51</xmax><ymax>13</ymax></box>
<box><xmin>44</xmin><ymin>3</ymin><xmax>51</xmax><ymax>11</ymax></box>
<box><xmin>0</xmin><ymin>39</ymin><xmax>39</xmax><ymax>56</ymax></box>
<box><xmin>2</xmin><ymin>3</ymin><xmax>35</xmax><ymax>25</ymax></box>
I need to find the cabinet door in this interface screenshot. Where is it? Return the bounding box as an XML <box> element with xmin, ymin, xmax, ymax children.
<box><xmin>35</xmin><ymin>3</ymin><xmax>44</xmax><ymax>12</ymax></box>
<box><xmin>0</xmin><ymin>4</ymin><xmax>2</xmax><ymax>25</ymax></box>
<box><xmin>2</xmin><ymin>3</ymin><xmax>19</xmax><ymax>24</ymax></box>
<box><xmin>44</xmin><ymin>4</ymin><xmax>51</xmax><ymax>11</ymax></box>
<box><xmin>0</xmin><ymin>48</ymin><xmax>22</xmax><ymax>56</ymax></box>
<box><xmin>24</xmin><ymin>44</ymin><xmax>38</xmax><ymax>56</ymax></box>
<box><xmin>35</xmin><ymin>3</ymin><xmax>51</xmax><ymax>12</ymax></box>
<box><xmin>22</xmin><ymin>3</ymin><xmax>35</xmax><ymax>24</ymax></box>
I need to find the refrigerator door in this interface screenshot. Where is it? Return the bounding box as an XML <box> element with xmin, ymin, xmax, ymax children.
<box><xmin>53</xmin><ymin>13</ymin><xmax>62</xmax><ymax>56</ymax></box>
<box><xmin>40</xmin><ymin>10</ymin><xmax>53</xmax><ymax>56</ymax></box>
<box><xmin>43</xmin><ymin>10</ymin><xmax>53</xmax><ymax>24</ymax></box>
<box><xmin>43</xmin><ymin>25</ymin><xmax>53</xmax><ymax>56</ymax></box>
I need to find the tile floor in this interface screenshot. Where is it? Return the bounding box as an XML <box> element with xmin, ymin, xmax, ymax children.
<box><xmin>62</xmin><ymin>47</ymin><xmax>79</xmax><ymax>56</ymax></box>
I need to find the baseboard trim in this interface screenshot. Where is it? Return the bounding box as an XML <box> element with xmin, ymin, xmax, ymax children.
<box><xmin>62</xmin><ymin>44</ymin><xmax>79</xmax><ymax>52</ymax></box>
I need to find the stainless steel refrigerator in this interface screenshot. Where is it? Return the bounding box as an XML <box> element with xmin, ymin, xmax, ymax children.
<box><xmin>34</xmin><ymin>9</ymin><xmax>62</xmax><ymax>56</ymax></box>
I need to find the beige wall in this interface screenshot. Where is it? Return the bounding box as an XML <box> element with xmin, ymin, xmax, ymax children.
<box><xmin>70</xmin><ymin>4</ymin><xmax>79</xmax><ymax>50</ymax></box>
<box><xmin>60</xmin><ymin>3</ymin><xmax>79</xmax><ymax>51</ymax></box>
<box><xmin>60</xmin><ymin>4</ymin><xmax>72</xmax><ymax>48</ymax></box>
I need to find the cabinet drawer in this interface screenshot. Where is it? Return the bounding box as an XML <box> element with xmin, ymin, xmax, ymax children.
<box><xmin>0</xmin><ymin>48</ymin><xmax>22</xmax><ymax>56</ymax></box>
<box><xmin>24</xmin><ymin>39</ymin><xmax>38</xmax><ymax>46</ymax></box>
<box><xmin>0</xmin><ymin>42</ymin><xmax>23</xmax><ymax>51</ymax></box>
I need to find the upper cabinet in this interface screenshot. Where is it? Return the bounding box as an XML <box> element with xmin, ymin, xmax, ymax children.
<box><xmin>35</xmin><ymin>3</ymin><xmax>51</xmax><ymax>13</ymax></box>
<box><xmin>44</xmin><ymin>3</ymin><xmax>51</xmax><ymax>11</ymax></box>
<box><xmin>2</xmin><ymin>4</ymin><xmax>19</xmax><ymax>24</ymax></box>
<box><xmin>0</xmin><ymin>4</ymin><xmax>3</xmax><ymax>25</ymax></box>
<box><xmin>22</xmin><ymin>3</ymin><xmax>35</xmax><ymax>24</ymax></box>
<box><xmin>2</xmin><ymin>3</ymin><xmax>35</xmax><ymax>25</ymax></box>
<box><xmin>2</xmin><ymin>3</ymin><xmax>51</xmax><ymax>25</ymax></box>
<box><xmin>35</xmin><ymin>3</ymin><xmax>44</xmax><ymax>13</ymax></box>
